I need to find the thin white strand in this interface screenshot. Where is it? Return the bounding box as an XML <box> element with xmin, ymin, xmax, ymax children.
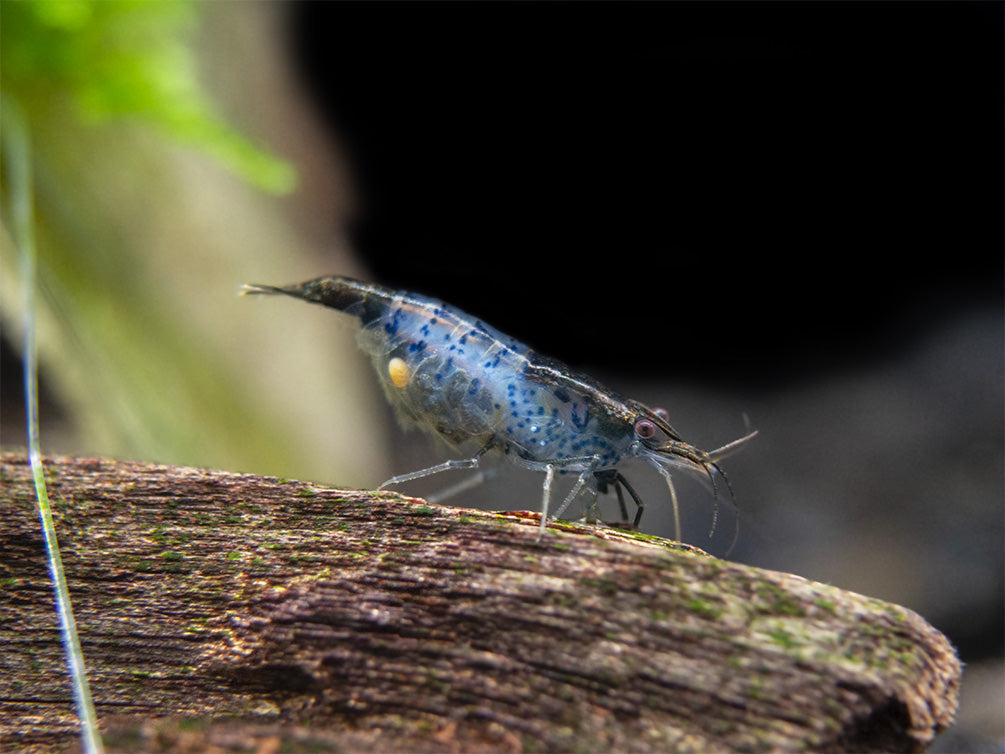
<box><xmin>4</xmin><ymin>95</ymin><xmax>104</xmax><ymax>754</ymax></box>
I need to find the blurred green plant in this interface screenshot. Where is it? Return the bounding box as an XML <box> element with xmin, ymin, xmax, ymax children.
<box><xmin>0</xmin><ymin>5</ymin><xmax>296</xmax><ymax>748</ymax></box>
<box><xmin>2</xmin><ymin>0</ymin><xmax>295</xmax><ymax>193</ymax></box>
<box><xmin>0</xmin><ymin>1</ymin><xmax>370</xmax><ymax>478</ymax></box>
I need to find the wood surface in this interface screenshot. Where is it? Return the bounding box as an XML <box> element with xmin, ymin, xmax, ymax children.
<box><xmin>0</xmin><ymin>452</ymin><xmax>960</xmax><ymax>752</ymax></box>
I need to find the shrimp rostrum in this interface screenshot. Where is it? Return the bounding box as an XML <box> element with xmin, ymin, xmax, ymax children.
<box><xmin>243</xmin><ymin>277</ymin><xmax>756</xmax><ymax>539</ymax></box>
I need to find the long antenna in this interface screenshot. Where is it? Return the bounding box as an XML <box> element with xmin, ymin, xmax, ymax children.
<box><xmin>3</xmin><ymin>94</ymin><xmax>104</xmax><ymax>754</ymax></box>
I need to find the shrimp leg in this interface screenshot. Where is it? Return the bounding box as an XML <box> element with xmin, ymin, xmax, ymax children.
<box><xmin>545</xmin><ymin>454</ymin><xmax>602</xmax><ymax>526</ymax></box>
<box><xmin>379</xmin><ymin>442</ymin><xmax>493</xmax><ymax>491</ymax></box>
<box><xmin>596</xmin><ymin>469</ymin><xmax>646</xmax><ymax>529</ymax></box>
<box><xmin>540</xmin><ymin>465</ymin><xmax>556</xmax><ymax>537</ymax></box>
<box><xmin>518</xmin><ymin>453</ymin><xmax>602</xmax><ymax>537</ymax></box>
<box><xmin>610</xmin><ymin>479</ymin><xmax>630</xmax><ymax>524</ymax></box>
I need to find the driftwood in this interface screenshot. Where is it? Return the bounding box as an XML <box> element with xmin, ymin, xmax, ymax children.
<box><xmin>0</xmin><ymin>452</ymin><xmax>960</xmax><ymax>753</ymax></box>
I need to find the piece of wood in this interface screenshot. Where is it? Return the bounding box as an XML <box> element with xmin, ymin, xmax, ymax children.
<box><xmin>0</xmin><ymin>452</ymin><xmax>960</xmax><ymax>752</ymax></box>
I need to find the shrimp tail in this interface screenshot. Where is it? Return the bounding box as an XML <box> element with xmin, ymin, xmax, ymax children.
<box><xmin>240</xmin><ymin>276</ymin><xmax>374</xmax><ymax>314</ymax></box>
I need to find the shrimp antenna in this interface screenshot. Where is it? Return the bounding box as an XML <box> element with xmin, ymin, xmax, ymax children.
<box><xmin>706</xmin><ymin>460</ymin><xmax>742</xmax><ymax>557</ymax></box>
<box><xmin>705</xmin><ymin>420</ymin><xmax>756</xmax><ymax>555</ymax></box>
<box><xmin>708</xmin><ymin>414</ymin><xmax>758</xmax><ymax>465</ymax></box>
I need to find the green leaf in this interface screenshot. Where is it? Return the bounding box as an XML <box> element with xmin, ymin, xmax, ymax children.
<box><xmin>1</xmin><ymin>0</ymin><xmax>295</xmax><ymax>193</ymax></box>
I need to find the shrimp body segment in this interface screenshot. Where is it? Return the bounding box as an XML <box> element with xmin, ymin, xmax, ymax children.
<box><xmin>243</xmin><ymin>276</ymin><xmax>755</xmax><ymax>537</ymax></box>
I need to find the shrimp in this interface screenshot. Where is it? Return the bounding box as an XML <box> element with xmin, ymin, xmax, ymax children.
<box><xmin>242</xmin><ymin>277</ymin><xmax>756</xmax><ymax>540</ymax></box>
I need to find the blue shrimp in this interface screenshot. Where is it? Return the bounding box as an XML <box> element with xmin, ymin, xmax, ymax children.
<box><xmin>242</xmin><ymin>277</ymin><xmax>756</xmax><ymax>540</ymax></box>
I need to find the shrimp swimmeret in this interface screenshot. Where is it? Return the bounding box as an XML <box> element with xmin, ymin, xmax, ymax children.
<box><xmin>243</xmin><ymin>277</ymin><xmax>756</xmax><ymax>540</ymax></box>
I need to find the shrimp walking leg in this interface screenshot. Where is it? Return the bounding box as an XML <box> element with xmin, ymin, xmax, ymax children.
<box><xmin>595</xmin><ymin>471</ymin><xmax>640</xmax><ymax>528</ymax></box>
<box><xmin>548</xmin><ymin>454</ymin><xmax>602</xmax><ymax>523</ymax></box>
<box><xmin>379</xmin><ymin>443</ymin><xmax>493</xmax><ymax>491</ymax></box>
<box><xmin>535</xmin><ymin>454</ymin><xmax>602</xmax><ymax>536</ymax></box>
<box><xmin>609</xmin><ymin>478</ymin><xmax>630</xmax><ymax>524</ymax></box>
<box><xmin>619</xmin><ymin>473</ymin><xmax>647</xmax><ymax>529</ymax></box>
<box><xmin>539</xmin><ymin>465</ymin><xmax>556</xmax><ymax>536</ymax></box>
<box><xmin>551</xmin><ymin>470</ymin><xmax>597</xmax><ymax>522</ymax></box>
<box><xmin>597</xmin><ymin>470</ymin><xmax>646</xmax><ymax>529</ymax></box>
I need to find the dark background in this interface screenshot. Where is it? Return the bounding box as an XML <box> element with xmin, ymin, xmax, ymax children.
<box><xmin>288</xmin><ymin>0</ymin><xmax>1001</xmax><ymax>389</ymax></box>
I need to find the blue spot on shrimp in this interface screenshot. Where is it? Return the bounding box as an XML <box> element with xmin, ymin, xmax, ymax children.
<box><xmin>241</xmin><ymin>276</ymin><xmax>757</xmax><ymax>543</ymax></box>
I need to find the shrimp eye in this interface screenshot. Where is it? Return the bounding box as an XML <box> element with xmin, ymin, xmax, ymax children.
<box><xmin>634</xmin><ymin>418</ymin><xmax>657</xmax><ymax>439</ymax></box>
<box><xmin>654</xmin><ymin>407</ymin><xmax>670</xmax><ymax>422</ymax></box>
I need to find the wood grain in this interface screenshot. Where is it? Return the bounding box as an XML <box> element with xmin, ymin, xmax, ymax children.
<box><xmin>0</xmin><ymin>453</ymin><xmax>960</xmax><ymax>752</ymax></box>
